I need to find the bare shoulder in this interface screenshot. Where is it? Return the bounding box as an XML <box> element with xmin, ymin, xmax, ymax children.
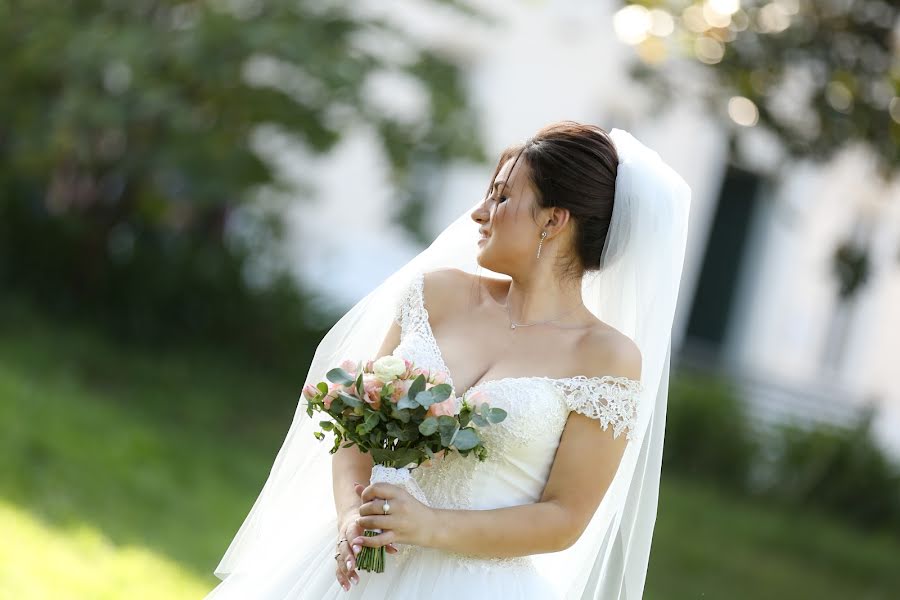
<box><xmin>578</xmin><ymin>323</ymin><xmax>642</xmax><ymax>382</ymax></box>
<box><xmin>420</xmin><ymin>268</ymin><xmax>471</xmax><ymax>323</ymax></box>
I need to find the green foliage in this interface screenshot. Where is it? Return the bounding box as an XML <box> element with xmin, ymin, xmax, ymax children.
<box><xmin>4</xmin><ymin>304</ymin><xmax>900</xmax><ymax>597</ymax></box>
<box><xmin>757</xmin><ymin>410</ymin><xmax>900</xmax><ymax>534</ymax></box>
<box><xmin>665</xmin><ymin>368</ymin><xmax>900</xmax><ymax>537</ymax></box>
<box><xmin>663</xmin><ymin>370</ymin><xmax>760</xmax><ymax>491</ymax></box>
<box><xmin>305</xmin><ymin>370</ymin><xmax>501</xmax><ymax>466</ymax></box>
<box><xmin>0</xmin><ymin>0</ymin><xmax>487</xmax><ymax>359</ymax></box>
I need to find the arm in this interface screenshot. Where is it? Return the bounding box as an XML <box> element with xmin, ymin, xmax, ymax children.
<box><xmin>426</xmin><ymin>332</ymin><xmax>643</xmax><ymax>556</ymax></box>
<box><xmin>331</xmin><ymin>317</ymin><xmax>401</xmax><ymax>529</ymax></box>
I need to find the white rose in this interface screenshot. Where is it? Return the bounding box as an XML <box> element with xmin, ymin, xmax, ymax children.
<box><xmin>372</xmin><ymin>355</ymin><xmax>407</xmax><ymax>383</ymax></box>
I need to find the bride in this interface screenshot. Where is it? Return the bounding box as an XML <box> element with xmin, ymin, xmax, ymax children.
<box><xmin>205</xmin><ymin>121</ymin><xmax>690</xmax><ymax>599</ymax></box>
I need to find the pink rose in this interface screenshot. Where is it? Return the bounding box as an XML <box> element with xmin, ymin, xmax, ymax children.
<box><xmin>322</xmin><ymin>383</ymin><xmax>342</xmax><ymax>410</ymax></box>
<box><xmin>465</xmin><ymin>390</ymin><xmax>488</xmax><ymax>410</ymax></box>
<box><xmin>426</xmin><ymin>396</ymin><xmax>458</xmax><ymax>418</ymax></box>
<box><xmin>429</xmin><ymin>370</ymin><xmax>448</xmax><ymax>385</ymax></box>
<box><xmin>340</xmin><ymin>359</ymin><xmax>359</xmax><ymax>377</ymax></box>
<box><xmin>390</xmin><ymin>379</ymin><xmax>413</xmax><ymax>404</ymax></box>
<box><xmin>361</xmin><ymin>373</ymin><xmax>384</xmax><ymax>410</ymax></box>
<box><xmin>302</xmin><ymin>383</ymin><xmax>319</xmax><ymax>401</ymax></box>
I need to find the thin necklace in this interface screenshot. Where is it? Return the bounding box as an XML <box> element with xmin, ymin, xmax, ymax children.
<box><xmin>503</xmin><ymin>295</ymin><xmax>585</xmax><ymax>330</ymax></box>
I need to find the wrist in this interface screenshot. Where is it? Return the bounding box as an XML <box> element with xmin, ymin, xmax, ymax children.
<box><xmin>337</xmin><ymin>504</ymin><xmax>362</xmax><ymax>533</ymax></box>
<box><xmin>424</xmin><ymin>507</ymin><xmax>446</xmax><ymax>549</ymax></box>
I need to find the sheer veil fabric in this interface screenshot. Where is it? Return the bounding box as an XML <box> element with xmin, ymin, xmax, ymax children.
<box><xmin>211</xmin><ymin>127</ymin><xmax>691</xmax><ymax>599</ymax></box>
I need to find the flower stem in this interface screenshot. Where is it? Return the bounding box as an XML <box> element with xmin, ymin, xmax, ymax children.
<box><xmin>354</xmin><ymin>529</ymin><xmax>386</xmax><ymax>573</ymax></box>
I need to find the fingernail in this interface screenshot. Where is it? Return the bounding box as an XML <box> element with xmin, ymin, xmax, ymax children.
<box><xmin>346</xmin><ymin>559</ymin><xmax>352</xmax><ymax>570</ymax></box>
<box><xmin>353</xmin><ymin>544</ymin><xmax>361</xmax><ymax>554</ymax></box>
<box><xmin>350</xmin><ymin>574</ymin><xmax>359</xmax><ymax>585</ymax></box>
<box><xmin>343</xmin><ymin>582</ymin><xmax>350</xmax><ymax>591</ymax></box>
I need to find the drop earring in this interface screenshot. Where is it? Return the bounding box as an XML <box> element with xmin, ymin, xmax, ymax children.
<box><xmin>536</xmin><ymin>230</ymin><xmax>547</xmax><ymax>258</ymax></box>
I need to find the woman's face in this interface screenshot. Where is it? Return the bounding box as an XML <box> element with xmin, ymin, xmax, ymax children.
<box><xmin>470</xmin><ymin>157</ymin><xmax>543</xmax><ymax>274</ymax></box>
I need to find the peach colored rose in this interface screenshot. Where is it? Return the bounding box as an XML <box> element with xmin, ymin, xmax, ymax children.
<box><xmin>426</xmin><ymin>396</ymin><xmax>458</xmax><ymax>418</ymax></box>
<box><xmin>390</xmin><ymin>378</ymin><xmax>413</xmax><ymax>404</ymax></box>
<box><xmin>429</xmin><ymin>370</ymin><xmax>448</xmax><ymax>385</ymax></box>
<box><xmin>465</xmin><ymin>390</ymin><xmax>488</xmax><ymax>410</ymax></box>
<box><xmin>361</xmin><ymin>373</ymin><xmax>384</xmax><ymax>410</ymax></box>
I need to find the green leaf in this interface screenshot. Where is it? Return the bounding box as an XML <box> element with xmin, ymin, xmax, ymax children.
<box><xmin>313</xmin><ymin>431</ymin><xmax>325</xmax><ymax>441</ymax></box>
<box><xmin>419</xmin><ymin>416</ymin><xmax>439</xmax><ymax>436</ymax></box>
<box><xmin>397</xmin><ymin>394</ymin><xmax>419</xmax><ymax>410</ymax></box>
<box><xmin>488</xmin><ymin>407</ymin><xmax>507</xmax><ymax>424</ymax></box>
<box><xmin>326</xmin><ymin>367</ymin><xmax>356</xmax><ymax>385</ymax></box>
<box><xmin>437</xmin><ymin>415</ymin><xmax>459</xmax><ymax>447</ymax></box>
<box><xmin>319</xmin><ymin>420</ymin><xmax>334</xmax><ymax>431</ymax></box>
<box><xmin>470</xmin><ymin>413</ymin><xmax>488</xmax><ymax>427</ymax></box>
<box><xmin>428</xmin><ymin>383</ymin><xmax>452</xmax><ymax>401</ymax></box>
<box><xmin>452</xmin><ymin>427</ymin><xmax>480</xmax><ymax>451</ymax></box>
<box><xmin>408</xmin><ymin>374</ymin><xmax>426</xmax><ymax>399</ymax></box>
<box><xmin>413</xmin><ymin>389</ymin><xmax>435</xmax><ymax>409</ymax></box>
<box><xmin>317</xmin><ymin>382</ymin><xmax>329</xmax><ymax>395</ymax></box>
<box><xmin>337</xmin><ymin>391</ymin><xmax>362</xmax><ymax>408</ymax></box>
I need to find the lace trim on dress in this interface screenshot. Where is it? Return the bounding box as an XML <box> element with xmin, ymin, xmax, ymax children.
<box><xmin>554</xmin><ymin>375</ymin><xmax>643</xmax><ymax>442</ymax></box>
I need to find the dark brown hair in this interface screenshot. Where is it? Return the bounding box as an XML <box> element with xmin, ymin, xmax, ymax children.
<box><xmin>484</xmin><ymin>120</ymin><xmax>619</xmax><ymax>282</ymax></box>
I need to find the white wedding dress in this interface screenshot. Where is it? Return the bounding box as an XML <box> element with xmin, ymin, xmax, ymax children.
<box><xmin>205</xmin><ymin>271</ymin><xmax>643</xmax><ymax>600</ymax></box>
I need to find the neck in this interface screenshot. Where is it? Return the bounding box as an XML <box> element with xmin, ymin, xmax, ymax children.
<box><xmin>501</xmin><ymin>270</ymin><xmax>586</xmax><ymax>325</ymax></box>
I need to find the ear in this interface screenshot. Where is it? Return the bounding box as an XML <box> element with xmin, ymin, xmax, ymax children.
<box><xmin>544</xmin><ymin>206</ymin><xmax>571</xmax><ymax>236</ymax></box>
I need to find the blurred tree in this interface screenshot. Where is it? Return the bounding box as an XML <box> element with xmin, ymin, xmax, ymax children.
<box><xmin>618</xmin><ymin>0</ymin><xmax>899</xmax><ymax>294</ymax></box>
<box><xmin>620</xmin><ymin>0</ymin><xmax>898</xmax><ymax>178</ymax></box>
<box><xmin>0</xmin><ymin>0</ymin><xmax>487</xmax><ymax>362</ymax></box>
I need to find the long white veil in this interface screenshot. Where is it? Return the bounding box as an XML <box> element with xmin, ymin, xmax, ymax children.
<box><xmin>212</xmin><ymin>127</ymin><xmax>691</xmax><ymax>599</ymax></box>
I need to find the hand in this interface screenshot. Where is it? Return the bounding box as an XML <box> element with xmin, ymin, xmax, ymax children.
<box><xmin>334</xmin><ymin>484</ymin><xmax>399</xmax><ymax>591</ymax></box>
<box><xmin>352</xmin><ymin>482</ymin><xmax>436</xmax><ymax>551</ymax></box>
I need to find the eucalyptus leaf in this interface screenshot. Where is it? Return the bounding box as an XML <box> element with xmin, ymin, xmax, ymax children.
<box><xmin>428</xmin><ymin>383</ymin><xmax>452</xmax><ymax>401</ymax></box>
<box><xmin>337</xmin><ymin>391</ymin><xmax>362</xmax><ymax>408</ymax></box>
<box><xmin>488</xmin><ymin>407</ymin><xmax>507</xmax><ymax>424</ymax></box>
<box><xmin>470</xmin><ymin>413</ymin><xmax>488</xmax><ymax>427</ymax></box>
<box><xmin>326</xmin><ymin>367</ymin><xmax>356</xmax><ymax>385</ymax></box>
<box><xmin>419</xmin><ymin>416</ymin><xmax>439</xmax><ymax>436</ymax></box>
<box><xmin>452</xmin><ymin>427</ymin><xmax>480</xmax><ymax>451</ymax></box>
<box><xmin>413</xmin><ymin>389</ymin><xmax>435</xmax><ymax>409</ymax></box>
<box><xmin>397</xmin><ymin>394</ymin><xmax>419</xmax><ymax>410</ymax></box>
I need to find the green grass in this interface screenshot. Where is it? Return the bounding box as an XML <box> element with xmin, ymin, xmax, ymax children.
<box><xmin>1</xmin><ymin>298</ymin><xmax>899</xmax><ymax>598</ymax></box>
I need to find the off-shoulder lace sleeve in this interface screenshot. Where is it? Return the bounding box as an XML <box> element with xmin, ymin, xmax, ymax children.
<box><xmin>558</xmin><ymin>375</ymin><xmax>643</xmax><ymax>442</ymax></box>
<box><xmin>394</xmin><ymin>272</ymin><xmax>427</xmax><ymax>334</ymax></box>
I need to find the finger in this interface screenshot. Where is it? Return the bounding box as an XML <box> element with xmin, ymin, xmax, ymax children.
<box><xmin>356</xmin><ymin>515</ymin><xmax>389</xmax><ymax>531</ymax></box>
<box><xmin>386</xmin><ymin>543</ymin><xmax>399</xmax><ymax>554</ymax></box>
<box><xmin>361</xmin><ymin>482</ymin><xmax>395</xmax><ymax>503</ymax></box>
<box><xmin>336</xmin><ymin>545</ymin><xmax>359</xmax><ymax>587</ymax></box>
<box><xmin>357</xmin><ymin>499</ymin><xmax>389</xmax><ymax>517</ymax></box>
<box><xmin>353</xmin><ymin>529</ymin><xmax>395</xmax><ymax>548</ymax></box>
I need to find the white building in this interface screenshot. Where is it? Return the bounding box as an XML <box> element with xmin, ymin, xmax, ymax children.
<box><xmin>263</xmin><ymin>0</ymin><xmax>900</xmax><ymax>457</ymax></box>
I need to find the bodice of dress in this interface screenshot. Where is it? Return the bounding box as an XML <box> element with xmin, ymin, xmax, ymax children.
<box><xmin>389</xmin><ymin>270</ymin><xmax>643</xmax><ymax>574</ymax></box>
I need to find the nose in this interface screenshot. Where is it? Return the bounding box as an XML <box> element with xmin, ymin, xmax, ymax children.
<box><xmin>470</xmin><ymin>200</ymin><xmax>489</xmax><ymax>225</ymax></box>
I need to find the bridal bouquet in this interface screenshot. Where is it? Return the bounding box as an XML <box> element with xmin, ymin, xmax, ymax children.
<box><xmin>302</xmin><ymin>355</ymin><xmax>507</xmax><ymax>572</ymax></box>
